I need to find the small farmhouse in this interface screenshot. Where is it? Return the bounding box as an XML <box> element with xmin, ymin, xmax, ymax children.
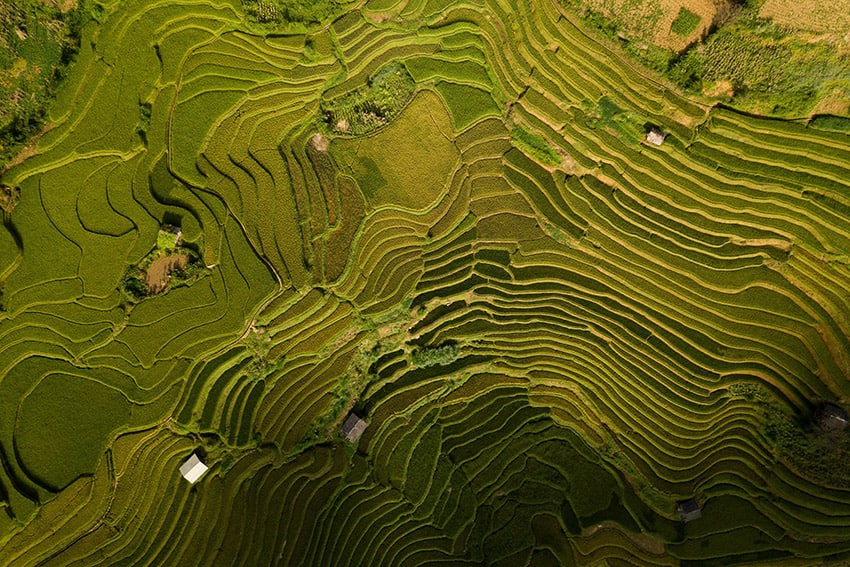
<box><xmin>341</xmin><ymin>412</ymin><xmax>368</xmax><ymax>443</ymax></box>
<box><xmin>677</xmin><ymin>499</ymin><xmax>702</xmax><ymax>522</ymax></box>
<box><xmin>179</xmin><ymin>453</ymin><xmax>209</xmax><ymax>484</ymax></box>
<box><xmin>645</xmin><ymin>127</ymin><xmax>665</xmax><ymax>146</ymax></box>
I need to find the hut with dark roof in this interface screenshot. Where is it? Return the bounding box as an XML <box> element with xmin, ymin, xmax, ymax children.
<box><xmin>341</xmin><ymin>412</ymin><xmax>368</xmax><ymax>442</ymax></box>
<box><xmin>677</xmin><ymin>499</ymin><xmax>702</xmax><ymax>523</ymax></box>
<box><xmin>813</xmin><ymin>403</ymin><xmax>848</xmax><ymax>433</ymax></box>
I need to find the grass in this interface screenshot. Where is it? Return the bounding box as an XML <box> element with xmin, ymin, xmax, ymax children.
<box><xmin>321</xmin><ymin>61</ymin><xmax>416</xmax><ymax>136</ymax></box>
<box><xmin>434</xmin><ymin>82</ymin><xmax>501</xmax><ymax>131</ymax></box>
<box><xmin>242</xmin><ymin>0</ymin><xmax>356</xmax><ymax>27</ymax></box>
<box><xmin>511</xmin><ymin>126</ymin><xmax>562</xmax><ymax>167</ymax></box>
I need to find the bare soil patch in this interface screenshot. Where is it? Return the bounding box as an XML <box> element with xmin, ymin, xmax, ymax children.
<box><xmin>703</xmin><ymin>79</ymin><xmax>735</xmax><ymax>99</ymax></box>
<box><xmin>310</xmin><ymin>133</ymin><xmax>329</xmax><ymax>152</ymax></box>
<box><xmin>366</xmin><ymin>11</ymin><xmax>392</xmax><ymax>23</ymax></box>
<box><xmin>145</xmin><ymin>254</ymin><xmax>188</xmax><ymax>294</ymax></box>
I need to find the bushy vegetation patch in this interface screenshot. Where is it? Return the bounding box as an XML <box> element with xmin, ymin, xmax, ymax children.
<box><xmin>0</xmin><ymin>0</ymin><xmax>94</xmax><ymax>170</ymax></box>
<box><xmin>242</xmin><ymin>0</ymin><xmax>355</xmax><ymax>26</ymax></box>
<box><xmin>121</xmin><ymin>225</ymin><xmax>206</xmax><ymax>302</ymax></box>
<box><xmin>809</xmin><ymin>114</ymin><xmax>850</xmax><ymax>132</ymax></box>
<box><xmin>321</xmin><ymin>62</ymin><xmax>416</xmax><ymax>136</ymax></box>
<box><xmin>669</xmin><ymin>17</ymin><xmax>850</xmax><ymax>115</ymax></box>
<box><xmin>511</xmin><ymin>126</ymin><xmax>562</xmax><ymax>167</ymax></box>
<box><xmin>762</xmin><ymin>401</ymin><xmax>850</xmax><ymax>488</ymax></box>
<box><xmin>582</xmin><ymin>96</ymin><xmax>647</xmax><ymax>143</ymax></box>
<box><xmin>410</xmin><ymin>342</ymin><xmax>460</xmax><ymax>368</ymax></box>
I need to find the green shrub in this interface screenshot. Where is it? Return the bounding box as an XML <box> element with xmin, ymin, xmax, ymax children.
<box><xmin>511</xmin><ymin>126</ymin><xmax>561</xmax><ymax>166</ymax></box>
<box><xmin>0</xmin><ymin>0</ymin><xmax>94</xmax><ymax>169</ymax></box>
<box><xmin>321</xmin><ymin>61</ymin><xmax>415</xmax><ymax>136</ymax></box>
<box><xmin>763</xmin><ymin>402</ymin><xmax>850</xmax><ymax>488</ymax></box>
<box><xmin>411</xmin><ymin>342</ymin><xmax>461</xmax><ymax>368</ymax></box>
<box><xmin>242</xmin><ymin>0</ymin><xmax>355</xmax><ymax>26</ymax></box>
<box><xmin>810</xmin><ymin>115</ymin><xmax>850</xmax><ymax>132</ymax></box>
<box><xmin>583</xmin><ymin>96</ymin><xmax>646</xmax><ymax>143</ymax></box>
<box><xmin>671</xmin><ymin>8</ymin><xmax>701</xmax><ymax>37</ymax></box>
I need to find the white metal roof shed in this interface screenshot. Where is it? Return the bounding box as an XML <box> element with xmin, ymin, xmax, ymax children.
<box><xmin>180</xmin><ymin>453</ymin><xmax>209</xmax><ymax>484</ymax></box>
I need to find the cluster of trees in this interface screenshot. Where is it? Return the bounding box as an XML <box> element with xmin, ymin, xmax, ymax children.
<box><xmin>241</xmin><ymin>0</ymin><xmax>354</xmax><ymax>26</ymax></box>
<box><xmin>321</xmin><ymin>62</ymin><xmax>415</xmax><ymax>136</ymax></box>
<box><xmin>0</xmin><ymin>1</ymin><xmax>99</xmax><ymax>171</ymax></box>
<box><xmin>763</xmin><ymin>401</ymin><xmax>850</xmax><ymax>487</ymax></box>
<box><xmin>411</xmin><ymin>342</ymin><xmax>461</xmax><ymax>368</ymax></box>
<box><xmin>560</xmin><ymin>0</ymin><xmax>850</xmax><ymax>117</ymax></box>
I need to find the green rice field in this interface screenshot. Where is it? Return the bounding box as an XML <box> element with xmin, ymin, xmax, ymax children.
<box><xmin>1</xmin><ymin>0</ymin><xmax>849</xmax><ymax>565</ymax></box>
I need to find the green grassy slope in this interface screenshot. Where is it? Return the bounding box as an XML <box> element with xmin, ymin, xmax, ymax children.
<box><xmin>0</xmin><ymin>0</ymin><xmax>849</xmax><ymax>565</ymax></box>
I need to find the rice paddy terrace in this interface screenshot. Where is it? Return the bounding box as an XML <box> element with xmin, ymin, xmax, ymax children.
<box><xmin>1</xmin><ymin>0</ymin><xmax>850</xmax><ymax>565</ymax></box>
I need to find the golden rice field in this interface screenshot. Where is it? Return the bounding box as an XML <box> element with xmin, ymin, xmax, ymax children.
<box><xmin>0</xmin><ymin>0</ymin><xmax>849</xmax><ymax>565</ymax></box>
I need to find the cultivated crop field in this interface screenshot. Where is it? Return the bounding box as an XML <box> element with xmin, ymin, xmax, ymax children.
<box><xmin>1</xmin><ymin>0</ymin><xmax>850</xmax><ymax>565</ymax></box>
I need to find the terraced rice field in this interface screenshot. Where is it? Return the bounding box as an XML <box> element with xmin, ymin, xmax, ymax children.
<box><xmin>1</xmin><ymin>0</ymin><xmax>850</xmax><ymax>565</ymax></box>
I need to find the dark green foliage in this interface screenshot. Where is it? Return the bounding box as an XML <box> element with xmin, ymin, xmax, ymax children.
<box><xmin>670</xmin><ymin>8</ymin><xmax>701</xmax><ymax>37</ymax></box>
<box><xmin>667</xmin><ymin>49</ymin><xmax>705</xmax><ymax>91</ymax></box>
<box><xmin>510</xmin><ymin>126</ymin><xmax>561</xmax><ymax>166</ymax></box>
<box><xmin>626</xmin><ymin>42</ymin><xmax>675</xmax><ymax>74</ymax></box>
<box><xmin>121</xmin><ymin>268</ymin><xmax>147</xmax><ymax>300</ymax></box>
<box><xmin>762</xmin><ymin>402</ymin><xmax>850</xmax><ymax>488</ymax></box>
<box><xmin>668</xmin><ymin>17</ymin><xmax>850</xmax><ymax>115</ymax></box>
<box><xmin>321</xmin><ymin>62</ymin><xmax>415</xmax><ymax>136</ymax></box>
<box><xmin>242</xmin><ymin>0</ymin><xmax>355</xmax><ymax>26</ymax></box>
<box><xmin>136</xmin><ymin>101</ymin><xmax>152</xmax><ymax>145</ymax></box>
<box><xmin>0</xmin><ymin>0</ymin><xmax>95</xmax><ymax>169</ymax></box>
<box><xmin>809</xmin><ymin>115</ymin><xmax>850</xmax><ymax>133</ymax></box>
<box><xmin>410</xmin><ymin>342</ymin><xmax>461</xmax><ymax>368</ymax></box>
<box><xmin>220</xmin><ymin>453</ymin><xmax>235</xmax><ymax>474</ymax></box>
<box><xmin>583</xmin><ymin>96</ymin><xmax>646</xmax><ymax>143</ymax></box>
